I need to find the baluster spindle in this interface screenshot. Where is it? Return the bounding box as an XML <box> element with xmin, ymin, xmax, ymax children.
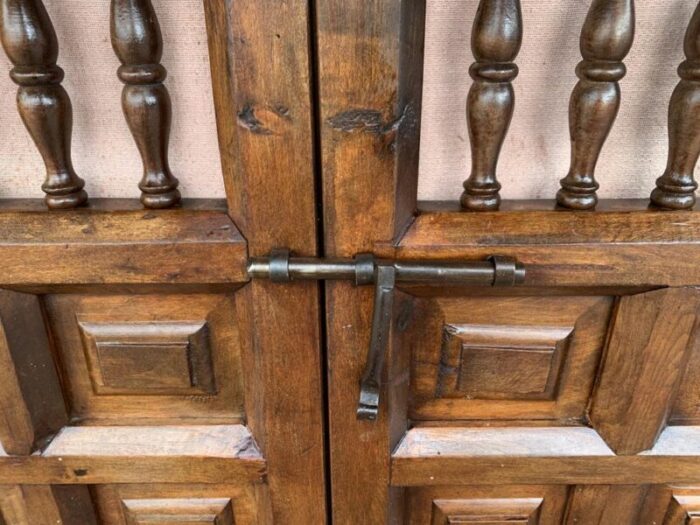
<box><xmin>0</xmin><ymin>0</ymin><xmax>88</xmax><ymax>209</ymax></box>
<box><xmin>650</xmin><ymin>5</ymin><xmax>700</xmax><ymax>210</ymax></box>
<box><xmin>111</xmin><ymin>0</ymin><xmax>181</xmax><ymax>209</ymax></box>
<box><xmin>460</xmin><ymin>0</ymin><xmax>522</xmax><ymax>212</ymax></box>
<box><xmin>557</xmin><ymin>0</ymin><xmax>635</xmax><ymax>210</ymax></box>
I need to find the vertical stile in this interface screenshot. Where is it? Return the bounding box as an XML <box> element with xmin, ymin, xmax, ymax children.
<box><xmin>461</xmin><ymin>0</ymin><xmax>522</xmax><ymax>212</ymax></box>
<box><xmin>111</xmin><ymin>0</ymin><xmax>181</xmax><ymax>209</ymax></box>
<box><xmin>650</xmin><ymin>4</ymin><xmax>700</xmax><ymax>210</ymax></box>
<box><xmin>557</xmin><ymin>0</ymin><xmax>635</xmax><ymax>210</ymax></box>
<box><xmin>0</xmin><ymin>0</ymin><xmax>88</xmax><ymax>209</ymax></box>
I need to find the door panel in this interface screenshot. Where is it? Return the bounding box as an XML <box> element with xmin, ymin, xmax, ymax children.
<box><xmin>408</xmin><ymin>296</ymin><xmax>612</xmax><ymax>422</ymax></box>
<box><xmin>93</xmin><ymin>484</ymin><xmax>270</xmax><ymax>524</ymax></box>
<box><xmin>405</xmin><ymin>486</ymin><xmax>568</xmax><ymax>524</ymax></box>
<box><xmin>0</xmin><ymin>485</ymin><xmax>97</xmax><ymax>525</ymax></box>
<box><xmin>44</xmin><ymin>293</ymin><xmax>244</xmax><ymax>425</ymax></box>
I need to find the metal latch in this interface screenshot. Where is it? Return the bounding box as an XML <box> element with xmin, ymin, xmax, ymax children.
<box><xmin>248</xmin><ymin>249</ymin><xmax>526</xmax><ymax>421</ymax></box>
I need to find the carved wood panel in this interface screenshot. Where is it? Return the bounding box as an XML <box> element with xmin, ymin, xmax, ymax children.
<box><xmin>405</xmin><ymin>486</ymin><xmax>567</xmax><ymax>524</ymax></box>
<box><xmin>44</xmin><ymin>293</ymin><xmax>245</xmax><ymax>425</ymax></box>
<box><xmin>410</xmin><ymin>296</ymin><xmax>613</xmax><ymax>422</ymax></box>
<box><xmin>93</xmin><ymin>484</ymin><xmax>270</xmax><ymax>525</ymax></box>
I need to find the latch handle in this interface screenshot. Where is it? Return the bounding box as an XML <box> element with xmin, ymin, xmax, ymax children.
<box><xmin>357</xmin><ymin>265</ymin><xmax>396</xmax><ymax>421</ymax></box>
<box><xmin>247</xmin><ymin>250</ymin><xmax>526</xmax><ymax>422</ymax></box>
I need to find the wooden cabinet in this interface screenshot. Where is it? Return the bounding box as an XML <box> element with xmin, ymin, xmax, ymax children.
<box><xmin>1</xmin><ymin>0</ymin><xmax>700</xmax><ymax>523</ymax></box>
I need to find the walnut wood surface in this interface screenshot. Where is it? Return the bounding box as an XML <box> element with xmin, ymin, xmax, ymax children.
<box><xmin>0</xmin><ymin>0</ymin><xmax>87</xmax><ymax>209</ymax></box>
<box><xmin>204</xmin><ymin>1</ymin><xmax>326</xmax><ymax>522</ymax></box>
<box><xmin>0</xmin><ymin>425</ymin><xmax>267</xmax><ymax>485</ymax></box>
<box><xmin>0</xmin><ymin>290</ymin><xmax>66</xmax><ymax>455</ymax></box>
<box><xmin>651</xmin><ymin>3</ymin><xmax>700</xmax><ymax>210</ymax></box>
<box><xmin>557</xmin><ymin>0</ymin><xmax>635</xmax><ymax>210</ymax></box>
<box><xmin>590</xmin><ymin>288</ymin><xmax>700</xmax><ymax>455</ymax></box>
<box><xmin>461</xmin><ymin>0</ymin><xmax>522</xmax><ymax>211</ymax></box>
<box><xmin>384</xmin><ymin>207</ymin><xmax>700</xmax><ymax>288</ymax></box>
<box><xmin>0</xmin><ymin>485</ymin><xmax>97</xmax><ymax>525</ymax></box>
<box><xmin>391</xmin><ymin>425</ymin><xmax>700</xmax><ymax>486</ymax></box>
<box><xmin>314</xmin><ymin>0</ymin><xmax>426</xmax><ymax>521</ymax></box>
<box><xmin>111</xmin><ymin>0</ymin><xmax>181</xmax><ymax>209</ymax></box>
<box><xmin>0</xmin><ymin>203</ymin><xmax>247</xmax><ymax>287</ymax></box>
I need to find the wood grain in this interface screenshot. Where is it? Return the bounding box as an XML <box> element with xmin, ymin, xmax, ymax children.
<box><xmin>385</xmin><ymin>208</ymin><xmax>700</xmax><ymax>287</ymax></box>
<box><xmin>564</xmin><ymin>485</ymin><xmax>648</xmax><ymax>525</ymax></box>
<box><xmin>93</xmin><ymin>483</ymin><xmax>270</xmax><ymax>525</ymax></box>
<box><xmin>204</xmin><ymin>1</ymin><xmax>326</xmax><ymax>522</ymax></box>
<box><xmin>391</xmin><ymin>425</ymin><xmax>700</xmax><ymax>486</ymax></box>
<box><xmin>314</xmin><ymin>0</ymin><xmax>426</xmax><ymax>521</ymax></box>
<box><xmin>0</xmin><ymin>203</ymin><xmax>247</xmax><ymax>287</ymax></box>
<box><xmin>590</xmin><ymin>288</ymin><xmax>700</xmax><ymax>454</ymax></box>
<box><xmin>0</xmin><ymin>485</ymin><xmax>97</xmax><ymax>525</ymax></box>
<box><xmin>0</xmin><ymin>425</ymin><xmax>266</xmax><ymax>485</ymax></box>
<box><xmin>0</xmin><ymin>290</ymin><xmax>66</xmax><ymax>455</ymax></box>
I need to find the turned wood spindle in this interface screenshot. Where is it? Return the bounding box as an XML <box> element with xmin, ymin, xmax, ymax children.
<box><xmin>460</xmin><ymin>0</ymin><xmax>522</xmax><ymax>212</ymax></box>
<box><xmin>650</xmin><ymin>4</ymin><xmax>700</xmax><ymax>210</ymax></box>
<box><xmin>111</xmin><ymin>0</ymin><xmax>181</xmax><ymax>209</ymax></box>
<box><xmin>0</xmin><ymin>0</ymin><xmax>88</xmax><ymax>209</ymax></box>
<box><xmin>557</xmin><ymin>0</ymin><xmax>635</xmax><ymax>210</ymax></box>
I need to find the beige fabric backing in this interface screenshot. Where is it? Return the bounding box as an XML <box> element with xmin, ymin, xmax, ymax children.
<box><xmin>0</xmin><ymin>1</ymin><xmax>694</xmax><ymax>201</ymax></box>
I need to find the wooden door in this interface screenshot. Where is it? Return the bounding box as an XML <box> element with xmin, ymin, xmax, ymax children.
<box><xmin>0</xmin><ymin>1</ymin><xmax>326</xmax><ymax>523</ymax></box>
<box><xmin>315</xmin><ymin>1</ymin><xmax>700</xmax><ymax>524</ymax></box>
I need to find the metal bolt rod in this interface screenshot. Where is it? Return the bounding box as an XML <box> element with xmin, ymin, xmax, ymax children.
<box><xmin>248</xmin><ymin>252</ymin><xmax>525</xmax><ymax>287</ymax></box>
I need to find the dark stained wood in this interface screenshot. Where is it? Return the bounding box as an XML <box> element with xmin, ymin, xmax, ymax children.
<box><xmin>44</xmin><ymin>293</ymin><xmax>244</xmax><ymax>426</ymax></box>
<box><xmin>314</xmin><ymin>0</ymin><xmax>426</xmax><ymax>521</ymax></box>
<box><xmin>0</xmin><ymin>203</ymin><xmax>247</xmax><ymax>287</ymax></box>
<box><xmin>203</xmin><ymin>2</ymin><xmax>326</xmax><ymax>522</ymax></box>
<box><xmin>111</xmin><ymin>0</ymin><xmax>181</xmax><ymax>209</ymax></box>
<box><xmin>564</xmin><ymin>485</ymin><xmax>648</xmax><ymax>524</ymax></box>
<box><xmin>406</xmin><ymin>485</ymin><xmax>568</xmax><ymax>524</ymax></box>
<box><xmin>0</xmin><ymin>425</ymin><xmax>267</xmax><ymax>485</ymax></box>
<box><xmin>461</xmin><ymin>0</ymin><xmax>522</xmax><ymax>211</ymax></box>
<box><xmin>383</xmin><ymin>208</ymin><xmax>700</xmax><ymax>288</ymax></box>
<box><xmin>408</xmin><ymin>296</ymin><xmax>612</xmax><ymax>423</ymax></box>
<box><xmin>0</xmin><ymin>0</ymin><xmax>88</xmax><ymax>209</ymax></box>
<box><xmin>0</xmin><ymin>485</ymin><xmax>97</xmax><ymax>525</ymax></box>
<box><xmin>650</xmin><ymin>3</ymin><xmax>700</xmax><ymax>210</ymax></box>
<box><xmin>391</xmin><ymin>425</ymin><xmax>700</xmax><ymax>486</ymax></box>
<box><xmin>589</xmin><ymin>288</ymin><xmax>700</xmax><ymax>455</ymax></box>
<box><xmin>0</xmin><ymin>290</ymin><xmax>66</xmax><ymax>456</ymax></box>
<box><xmin>93</xmin><ymin>483</ymin><xmax>270</xmax><ymax>525</ymax></box>
<box><xmin>557</xmin><ymin>0</ymin><xmax>635</xmax><ymax>210</ymax></box>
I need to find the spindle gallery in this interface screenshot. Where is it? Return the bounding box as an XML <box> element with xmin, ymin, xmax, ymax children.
<box><xmin>0</xmin><ymin>0</ymin><xmax>699</xmax><ymax>523</ymax></box>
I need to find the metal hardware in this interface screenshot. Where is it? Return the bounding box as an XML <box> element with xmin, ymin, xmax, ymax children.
<box><xmin>248</xmin><ymin>250</ymin><xmax>526</xmax><ymax>421</ymax></box>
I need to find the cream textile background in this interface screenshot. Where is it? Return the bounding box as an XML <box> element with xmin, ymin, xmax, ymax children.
<box><xmin>420</xmin><ymin>0</ymin><xmax>697</xmax><ymax>201</ymax></box>
<box><xmin>0</xmin><ymin>0</ymin><xmax>225</xmax><ymax>199</ymax></box>
<box><xmin>0</xmin><ymin>1</ymin><xmax>695</xmax><ymax>201</ymax></box>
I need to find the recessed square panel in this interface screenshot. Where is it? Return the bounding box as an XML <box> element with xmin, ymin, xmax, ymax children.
<box><xmin>44</xmin><ymin>294</ymin><xmax>245</xmax><ymax>425</ymax></box>
<box><xmin>438</xmin><ymin>324</ymin><xmax>570</xmax><ymax>401</ymax></box>
<box><xmin>405</xmin><ymin>486</ymin><xmax>567</xmax><ymax>524</ymax></box>
<box><xmin>79</xmin><ymin>321</ymin><xmax>215</xmax><ymax>395</ymax></box>
<box><xmin>432</xmin><ymin>498</ymin><xmax>542</xmax><ymax>525</ymax></box>
<box><xmin>410</xmin><ymin>296</ymin><xmax>614</xmax><ymax>422</ymax></box>
<box><xmin>93</xmin><ymin>484</ymin><xmax>267</xmax><ymax>524</ymax></box>
<box><xmin>122</xmin><ymin>498</ymin><xmax>234</xmax><ymax>525</ymax></box>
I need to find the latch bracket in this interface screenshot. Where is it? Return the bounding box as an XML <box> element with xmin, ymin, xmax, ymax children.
<box><xmin>248</xmin><ymin>250</ymin><xmax>526</xmax><ymax>421</ymax></box>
